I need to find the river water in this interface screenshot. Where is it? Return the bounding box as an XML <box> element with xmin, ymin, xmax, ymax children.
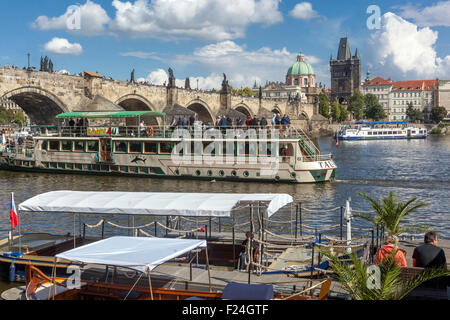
<box><xmin>0</xmin><ymin>135</ymin><xmax>449</xmax><ymax>239</ymax></box>
<box><xmin>0</xmin><ymin>134</ymin><xmax>449</xmax><ymax>292</ymax></box>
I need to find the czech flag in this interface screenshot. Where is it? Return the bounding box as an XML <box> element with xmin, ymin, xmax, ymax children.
<box><xmin>10</xmin><ymin>193</ymin><xmax>19</xmax><ymax>229</ymax></box>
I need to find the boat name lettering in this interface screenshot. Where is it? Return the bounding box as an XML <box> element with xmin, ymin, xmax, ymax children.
<box><xmin>87</xmin><ymin>127</ymin><xmax>119</xmax><ymax>136</ymax></box>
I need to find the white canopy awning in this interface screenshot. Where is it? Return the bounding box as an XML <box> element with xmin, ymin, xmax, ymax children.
<box><xmin>18</xmin><ymin>191</ymin><xmax>293</xmax><ymax>218</ymax></box>
<box><xmin>56</xmin><ymin>236</ymin><xmax>207</xmax><ymax>273</ymax></box>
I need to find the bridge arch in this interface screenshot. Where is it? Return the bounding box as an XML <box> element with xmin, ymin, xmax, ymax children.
<box><xmin>233</xmin><ymin>104</ymin><xmax>252</xmax><ymax>118</ymax></box>
<box><xmin>186</xmin><ymin>99</ymin><xmax>215</xmax><ymax>125</ymax></box>
<box><xmin>2</xmin><ymin>87</ymin><xmax>68</xmax><ymax>125</ymax></box>
<box><xmin>115</xmin><ymin>94</ymin><xmax>160</xmax><ymax>126</ymax></box>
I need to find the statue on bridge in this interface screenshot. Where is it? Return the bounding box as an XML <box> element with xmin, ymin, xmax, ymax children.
<box><xmin>167</xmin><ymin>67</ymin><xmax>176</xmax><ymax>88</ymax></box>
<box><xmin>49</xmin><ymin>59</ymin><xmax>54</xmax><ymax>73</ymax></box>
<box><xmin>221</xmin><ymin>73</ymin><xmax>229</xmax><ymax>94</ymax></box>
<box><xmin>130</xmin><ymin>69</ymin><xmax>135</xmax><ymax>83</ymax></box>
<box><xmin>185</xmin><ymin>77</ymin><xmax>191</xmax><ymax>90</ymax></box>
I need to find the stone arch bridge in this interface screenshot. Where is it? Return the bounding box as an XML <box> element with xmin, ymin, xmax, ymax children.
<box><xmin>0</xmin><ymin>67</ymin><xmax>316</xmax><ymax>126</ymax></box>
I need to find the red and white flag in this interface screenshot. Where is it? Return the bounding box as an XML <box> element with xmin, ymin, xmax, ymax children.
<box><xmin>10</xmin><ymin>193</ymin><xmax>19</xmax><ymax>229</ymax></box>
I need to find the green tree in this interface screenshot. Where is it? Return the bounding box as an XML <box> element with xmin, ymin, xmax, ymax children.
<box><xmin>318</xmin><ymin>93</ymin><xmax>330</xmax><ymax>119</ymax></box>
<box><xmin>339</xmin><ymin>104</ymin><xmax>349</xmax><ymax>122</ymax></box>
<box><xmin>348</xmin><ymin>89</ymin><xmax>365</xmax><ymax>120</ymax></box>
<box><xmin>318</xmin><ymin>249</ymin><xmax>450</xmax><ymax>300</ymax></box>
<box><xmin>406</xmin><ymin>103</ymin><xmax>424</xmax><ymax>123</ymax></box>
<box><xmin>364</xmin><ymin>94</ymin><xmax>386</xmax><ymax>121</ymax></box>
<box><xmin>356</xmin><ymin>192</ymin><xmax>428</xmax><ymax>236</ymax></box>
<box><xmin>331</xmin><ymin>102</ymin><xmax>341</xmax><ymax>122</ymax></box>
<box><xmin>430</xmin><ymin>106</ymin><xmax>448</xmax><ymax>123</ymax></box>
<box><xmin>13</xmin><ymin>110</ymin><xmax>27</xmax><ymax>126</ymax></box>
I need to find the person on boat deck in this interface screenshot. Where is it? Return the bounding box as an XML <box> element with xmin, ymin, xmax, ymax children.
<box><xmin>412</xmin><ymin>231</ymin><xmax>447</xmax><ymax>269</ymax></box>
<box><xmin>239</xmin><ymin>232</ymin><xmax>259</xmax><ymax>271</ymax></box>
<box><xmin>375</xmin><ymin>235</ymin><xmax>407</xmax><ymax>267</ymax></box>
<box><xmin>139</xmin><ymin>120</ymin><xmax>145</xmax><ymax>134</ymax></box>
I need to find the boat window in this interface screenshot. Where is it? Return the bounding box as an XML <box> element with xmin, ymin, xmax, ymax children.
<box><xmin>100</xmin><ymin>165</ymin><xmax>109</xmax><ymax>172</ymax></box>
<box><xmin>419</xmin><ymin>130</ymin><xmax>423</xmax><ymax>134</ymax></box>
<box><xmin>367</xmin><ymin>132</ymin><xmax>372</xmax><ymax>136</ymax></box>
<box><xmin>110</xmin><ymin>165</ymin><xmax>119</xmax><ymax>172</ymax></box>
<box><xmin>115</xmin><ymin>141</ymin><xmax>127</xmax><ymax>153</ymax></box>
<box><xmin>87</xmin><ymin>141</ymin><xmax>98</xmax><ymax>152</ymax></box>
<box><xmin>61</xmin><ymin>140</ymin><xmax>72</xmax><ymax>151</ymax></box>
<box><xmin>74</xmin><ymin>141</ymin><xmax>85</xmax><ymax>152</ymax></box>
<box><xmin>222</xmin><ymin>142</ymin><xmax>235</xmax><ymax>156</ymax></box>
<box><xmin>159</xmin><ymin>142</ymin><xmax>173</xmax><ymax>154</ymax></box>
<box><xmin>139</xmin><ymin>167</ymin><xmax>148</xmax><ymax>174</ymax></box>
<box><xmin>120</xmin><ymin>166</ymin><xmax>128</xmax><ymax>172</ymax></box>
<box><xmin>144</xmin><ymin>142</ymin><xmax>157</xmax><ymax>154</ymax></box>
<box><xmin>48</xmin><ymin>141</ymin><xmax>60</xmax><ymax>151</ymax></box>
<box><xmin>75</xmin><ymin>163</ymin><xmax>82</xmax><ymax>170</ymax></box>
<box><xmin>203</xmin><ymin>142</ymin><xmax>217</xmax><ymax>156</ymax></box>
<box><xmin>50</xmin><ymin>162</ymin><xmax>58</xmax><ymax>169</ymax></box>
<box><xmin>388</xmin><ymin>131</ymin><xmax>393</xmax><ymax>135</ymax></box>
<box><xmin>258</xmin><ymin>143</ymin><xmax>272</xmax><ymax>156</ymax></box>
<box><xmin>373</xmin><ymin>132</ymin><xmax>378</xmax><ymax>135</ymax></box>
<box><xmin>129</xmin><ymin>141</ymin><xmax>142</xmax><ymax>153</ymax></box>
<box><xmin>383</xmin><ymin>132</ymin><xmax>388</xmax><ymax>135</ymax></box>
<box><xmin>41</xmin><ymin>141</ymin><xmax>48</xmax><ymax>150</ymax></box>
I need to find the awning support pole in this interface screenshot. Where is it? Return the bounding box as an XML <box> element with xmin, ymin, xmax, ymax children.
<box><xmin>147</xmin><ymin>269</ymin><xmax>154</xmax><ymax>300</ymax></box>
<box><xmin>205</xmin><ymin>247</ymin><xmax>212</xmax><ymax>292</ymax></box>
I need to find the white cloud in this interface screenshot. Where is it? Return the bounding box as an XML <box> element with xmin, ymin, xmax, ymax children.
<box><xmin>398</xmin><ymin>1</ymin><xmax>450</xmax><ymax>27</ymax></box>
<box><xmin>32</xmin><ymin>0</ymin><xmax>111</xmax><ymax>36</ymax></box>
<box><xmin>120</xmin><ymin>51</ymin><xmax>162</xmax><ymax>61</ymax></box>
<box><xmin>173</xmin><ymin>41</ymin><xmax>323</xmax><ymax>88</ymax></box>
<box><xmin>44</xmin><ymin>38</ymin><xmax>83</xmax><ymax>56</ymax></box>
<box><xmin>367</xmin><ymin>12</ymin><xmax>450</xmax><ymax>79</ymax></box>
<box><xmin>289</xmin><ymin>2</ymin><xmax>320</xmax><ymax>20</ymax></box>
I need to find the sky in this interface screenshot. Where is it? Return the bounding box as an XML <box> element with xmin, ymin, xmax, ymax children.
<box><xmin>0</xmin><ymin>0</ymin><xmax>449</xmax><ymax>90</ymax></box>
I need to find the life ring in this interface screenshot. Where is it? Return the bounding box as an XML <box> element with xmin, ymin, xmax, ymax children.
<box><xmin>146</xmin><ymin>126</ymin><xmax>154</xmax><ymax>136</ymax></box>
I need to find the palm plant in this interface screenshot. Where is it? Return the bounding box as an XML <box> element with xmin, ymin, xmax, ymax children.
<box><xmin>318</xmin><ymin>248</ymin><xmax>450</xmax><ymax>300</ymax></box>
<box><xmin>356</xmin><ymin>192</ymin><xmax>428</xmax><ymax>236</ymax></box>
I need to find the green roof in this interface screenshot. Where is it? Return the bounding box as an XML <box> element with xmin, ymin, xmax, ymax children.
<box><xmin>56</xmin><ymin>111</ymin><xmax>166</xmax><ymax>119</ymax></box>
<box><xmin>287</xmin><ymin>61</ymin><xmax>315</xmax><ymax>76</ymax></box>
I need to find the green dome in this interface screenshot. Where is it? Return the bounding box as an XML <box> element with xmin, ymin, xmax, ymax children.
<box><xmin>287</xmin><ymin>54</ymin><xmax>315</xmax><ymax>76</ymax></box>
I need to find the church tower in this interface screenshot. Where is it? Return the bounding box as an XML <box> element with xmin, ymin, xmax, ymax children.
<box><xmin>330</xmin><ymin>37</ymin><xmax>361</xmax><ymax>104</ymax></box>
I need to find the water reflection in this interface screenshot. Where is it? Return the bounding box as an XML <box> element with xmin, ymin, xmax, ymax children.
<box><xmin>0</xmin><ymin>135</ymin><xmax>448</xmax><ymax>239</ymax></box>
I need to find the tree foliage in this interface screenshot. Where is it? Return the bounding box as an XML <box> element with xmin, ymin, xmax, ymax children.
<box><xmin>331</xmin><ymin>102</ymin><xmax>341</xmax><ymax>122</ymax></box>
<box><xmin>318</xmin><ymin>93</ymin><xmax>330</xmax><ymax>119</ymax></box>
<box><xmin>364</xmin><ymin>94</ymin><xmax>386</xmax><ymax>121</ymax></box>
<box><xmin>355</xmin><ymin>191</ymin><xmax>428</xmax><ymax>236</ymax></box>
<box><xmin>406</xmin><ymin>103</ymin><xmax>424</xmax><ymax>123</ymax></box>
<box><xmin>430</xmin><ymin>106</ymin><xmax>448</xmax><ymax>123</ymax></box>
<box><xmin>318</xmin><ymin>248</ymin><xmax>450</xmax><ymax>300</ymax></box>
<box><xmin>0</xmin><ymin>107</ymin><xmax>27</xmax><ymax>125</ymax></box>
<box><xmin>348</xmin><ymin>89</ymin><xmax>365</xmax><ymax>120</ymax></box>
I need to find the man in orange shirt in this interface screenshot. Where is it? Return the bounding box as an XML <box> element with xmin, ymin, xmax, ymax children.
<box><xmin>375</xmin><ymin>235</ymin><xmax>407</xmax><ymax>267</ymax></box>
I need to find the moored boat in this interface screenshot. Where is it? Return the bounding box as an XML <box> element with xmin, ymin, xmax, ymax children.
<box><xmin>336</xmin><ymin>122</ymin><xmax>428</xmax><ymax>141</ymax></box>
<box><xmin>0</xmin><ymin>111</ymin><xmax>337</xmax><ymax>183</ymax></box>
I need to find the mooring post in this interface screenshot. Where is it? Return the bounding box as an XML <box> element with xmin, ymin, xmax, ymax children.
<box><xmin>310</xmin><ymin>243</ymin><xmax>315</xmax><ymax>279</ymax></box>
<box><xmin>340</xmin><ymin>206</ymin><xmax>344</xmax><ymax>240</ymax></box>
<box><xmin>295</xmin><ymin>203</ymin><xmax>299</xmax><ymax>240</ymax></box>
<box><xmin>299</xmin><ymin>203</ymin><xmax>303</xmax><ymax>237</ymax></box>
<box><xmin>83</xmin><ymin>223</ymin><xmax>86</xmax><ymax>239</ymax></box>
<box><xmin>317</xmin><ymin>233</ymin><xmax>322</xmax><ymax>275</ymax></box>
<box><xmin>166</xmin><ymin>216</ymin><xmax>169</xmax><ymax>237</ymax></box>
<box><xmin>204</xmin><ymin>225</ymin><xmax>208</xmax><ymax>240</ymax></box>
<box><xmin>101</xmin><ymin>221</ymin><xmax>105</xmax><ymax>239</ymax></box>
<box><xmin>154</xmin><ymin>221</ymin><xmax>157</xmax><ymax>237</ymax></box>
<box><xmin>209</xmin><ymin>217</ymin><xmax>212</xmax><ymax>239</ymax></box>
<box><xmin>232</xmin><ymin>226</ymin><xmax>236</xmax><ymax>269</ymax></box>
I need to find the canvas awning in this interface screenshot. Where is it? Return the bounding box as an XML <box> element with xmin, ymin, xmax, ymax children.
<box><xmin>56</xmin><ymin>236</ymin><xmax>207</xmax><ymax>273</ymax></box>
<box><xmin>18</xmin><ymin>191</ymin><xmax>293</xmax><ymax>217</ymax></box>
<box><xmin>56</xmin><ymin>111</ymin><xmax>166</xmax><ymax>119</ymax></box>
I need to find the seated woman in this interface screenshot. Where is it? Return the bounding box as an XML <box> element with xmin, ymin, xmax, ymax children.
<box><xmin>375</xmin><ymin>235</ymin><xmax>407</xmax><ymax>267</ymax></box>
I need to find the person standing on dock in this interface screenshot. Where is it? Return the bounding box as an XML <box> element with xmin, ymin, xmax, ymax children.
<box><xmin>375</xmin><ymin>235</ymin><xmax>407</xmax><ymax>267</ymax></box>
<box><xmin>412</xmin><ymin>231</ymin><xmax>447</xmax><ymax>269</ymax></box>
